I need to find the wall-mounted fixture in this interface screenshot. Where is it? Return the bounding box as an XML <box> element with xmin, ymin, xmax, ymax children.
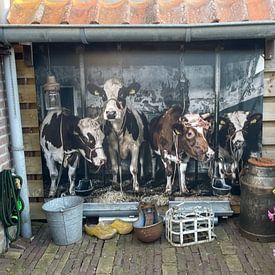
<box><xmin>43</xmin><ymin>75</ymin><xmax>61</xmax><ymax>111</ymax></box>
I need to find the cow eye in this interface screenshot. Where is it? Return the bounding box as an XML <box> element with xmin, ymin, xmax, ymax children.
<box><xmin>116</xmin><ymin>97</ymin><xmax>126</xmax><ymax>109</ymax></box>
<box><xmin>87</xmin><ymin>133</ymin><xmax>95</xmax><ymax>144</ymax></box>
<box><xmin>186</xmin><ymin>130</ymin><xmax>195</xmax><ymax>139</ymax></box>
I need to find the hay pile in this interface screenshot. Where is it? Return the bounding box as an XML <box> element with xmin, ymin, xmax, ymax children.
<box><xmin>93</xmin><ymin>191</ymin><xmax>137</xmax><ymax>203</ymax></box>
<box><xmin>140</xmin><ymin>194</ymin><xmax>169</xmax><ymax>206</ymax></box>
<box><xmin>92</xmin><ymin>190</ymin><xmax>169</xmax><ymax>206</ymax></box>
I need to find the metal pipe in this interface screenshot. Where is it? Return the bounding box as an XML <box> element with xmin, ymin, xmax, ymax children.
<box><xmin>0</xmin><ymin>21</ymin><xmax>275</xmax><ymax>43</ymax></box>
<box><xmin>214</xmin><ymin>48</ymin><xmax>221</xmax><ymax>162</ymax></box>
<box><xmin>4</xmin><ymin>48</ymin><xmax>32</xmax><ymax>238</ymax></box>
<box><xmin>78</xmin><ymin>46</ymin><xmax>88</xmax><ymax>177</ymax></box>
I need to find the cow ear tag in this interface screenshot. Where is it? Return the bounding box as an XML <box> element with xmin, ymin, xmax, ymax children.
<box><xmin>250</xmin><ymin>118</ymin><xmax>257</xmax><ymax>124</ymax></box>
<box><xmin>94</xmin><ymin>90</ymin><xmax>100</xmax><ymax>96</ymax></box>
<box><xmin>129</xmin><ymin>89</ymin><xmax>136</xmax><ymax>95</ymax></box>
<box><xmin>173</xmin><ymin>129</ymin><xmax>181</xmax><ymax>135</ymax></box>
<box><xmin>219</xmin><ymin>120</ymin><xmax>225</xmax><ymax>130</ymax></box>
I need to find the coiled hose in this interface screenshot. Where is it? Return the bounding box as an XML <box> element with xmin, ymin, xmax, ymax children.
<box><xmin>0</xmin><ymin>170</ymin><xmax>24</xmax><ymax>242</ymax></box>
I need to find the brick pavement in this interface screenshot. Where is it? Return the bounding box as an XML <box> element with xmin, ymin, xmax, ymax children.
<box><xmin>1</xmin><ymin>217</ymin><xmax>275</xmax><ymax>275</ymax></box>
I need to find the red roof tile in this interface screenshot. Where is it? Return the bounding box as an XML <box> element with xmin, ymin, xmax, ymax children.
<box><xmin>7</xmin><ymin>0</ymin><xmax>275</xmax><ymax>25</ymax></box>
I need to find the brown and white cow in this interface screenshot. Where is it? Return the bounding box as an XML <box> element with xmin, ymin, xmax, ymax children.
<box><xmin>40</xmin><ymin>110</ymin><xmax>106</xmax><ymax>197</ymax></box>
<box><xmin>150</xmin><ymin>106</ymin><xmax>214</xmax><ymax>194</ymax></box>
<box><xmin>208</xmin><ymin>111</ymin><xmax>262</xmax><ymax>181</ymax></box>
<box><xmin>87</xmin><ymin>78</ymin><xmax>149</xmax><ymax>192</ymax></box>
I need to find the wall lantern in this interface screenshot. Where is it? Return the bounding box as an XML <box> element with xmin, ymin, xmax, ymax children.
<box><xmin>43</xmin><ymin>75</ymin><xmax>61</xmax><ymax>111</ymax></box>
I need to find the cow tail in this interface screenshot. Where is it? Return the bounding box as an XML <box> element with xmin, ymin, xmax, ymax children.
<box><xmin>139</xmin><ymin>112</ymin><xmax>150</xmax><ymax>143</ymax></box>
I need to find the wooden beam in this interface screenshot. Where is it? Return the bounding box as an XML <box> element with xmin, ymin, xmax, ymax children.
<box><xmin>21</xmin><ymin>109</ymin><xmax>39</xmax><ymax>127</ymax></box>
<box><xmin>25</xmin><ymin>156</ymin><xmax>42</xmax><ymax>175</ymax></box>
<box><xmin>23</xmin><ymin>132</ymin><xmax>40</xmax><ymax>151</ymax></box>
<box><xmin>263</xmin><ymin>121</ymin><xmax>275</xmax><ymax>145</ymax></box>
<box><xmin>262</xmin><ymin>145</ymin><xmax>275</xmax><ymax>159</ymax></box>
<box><xmin>30</xmin><ymin>202</ymin><xmax>45</xmax><ymax>220</ymax></box>
<box><xmin>263</xmin><ymin>97</ymin><xmax>275</xmax><ymax>121</ymax></box>
<box><xmin>18</xmin><ymin>84</ymin><xmax>37</xmax><ymax>103</ymax></box>
<box><xmin>16</xmin><ymin>59</ymin><xmax>35</xmax><ymax>79</ymax></box>
<box><xmin>28</xmin><ymin>180</ymin><xmax>44</xmax><ymax>197</ymax></box>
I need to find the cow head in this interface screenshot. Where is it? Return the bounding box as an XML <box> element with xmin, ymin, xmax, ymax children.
<box><xmin>224</xmin><ymin>111</ymin><xmax>249</xmax><ymax>150</ymax></box>
<box><xmin>172</xmin><ymin>113</ymin><xmax>214</xmax><ymax>161</ymax></box>
<box><xmin>88</xmin><ymin>78</ymin><xmax>141</xmax><ymax>121</ymax></box>
<box><xmin>219</xmin><ymin>111</ymin><xmax>263</xmax><ymax>167</ymax></box>
<box><xmin>74</xmin><ymin>118</ymin><xmax>106</xmax><ymax>166</ymax></box>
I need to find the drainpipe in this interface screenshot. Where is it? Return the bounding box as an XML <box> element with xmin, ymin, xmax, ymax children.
<box><xmin>4</xmin><ymin>48</ymin><xmax>32</xmax><ymax>239</ymax></box>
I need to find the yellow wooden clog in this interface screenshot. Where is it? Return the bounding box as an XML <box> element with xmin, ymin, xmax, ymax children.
<box><xmin>111</xmin><ymin>219</ymin><xmax>133</xmax><ymax>235</ymax></box>
<box><xmin>84</xmin><ymin>223</ymin><xmax>117</xmax><ymax>240</ymax></box>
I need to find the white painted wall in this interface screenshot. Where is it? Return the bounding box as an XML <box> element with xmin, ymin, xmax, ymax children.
<box><xmin>0</xmin><ymin>0</ymin><xmax>10</xmax><ymax>24</ymax></box>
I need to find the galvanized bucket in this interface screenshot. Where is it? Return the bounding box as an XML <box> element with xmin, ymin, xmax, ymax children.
<box><xmin>42</xmin><ymin>196</ymin><xmax>84</xmax><ymax>245</ymax></box>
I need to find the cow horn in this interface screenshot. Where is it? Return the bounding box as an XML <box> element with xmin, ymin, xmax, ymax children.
<box><xmin>201</xmin><ymin>113</ymin><xmax>210</xmax><ymax>119</ymax></box>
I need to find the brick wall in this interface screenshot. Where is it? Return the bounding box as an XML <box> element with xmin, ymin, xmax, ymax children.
<box><xmin>0</xmin><ymin>55</ymin><xmax>11</xmax><ymax>254</ymax></box>
<box><xmin>0</xmin><ymin>56</ymin><xmax>11</xmax><ymax>171</ymax></box>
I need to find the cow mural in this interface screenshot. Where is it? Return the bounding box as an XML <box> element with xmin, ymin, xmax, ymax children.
<box><xmin>149</xmin><ymin>105</ymin><xmax>214</xmax><ymax>194</ymax></box>
<box><xmin>87</xmin><ymin>78</ymin><xmax>149</xmax><ymax>192</ymax></box>
<box><xmin>40</xmin><ymin>110</ymin><xmax>106</xmax><ymax>197</ymax></box>
<box><xmin>208</xmin><ymin>111</ymin><xmax>262</xmax><ymax>182</ymax></box>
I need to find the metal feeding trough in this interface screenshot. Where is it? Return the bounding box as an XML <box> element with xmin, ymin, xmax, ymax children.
<box><xmin>212</xmin><ymin>178</ymin><xmax>232</xmax><ymax>196</ymax></box>
<box><xmin>169</xmin><ymin>200</ymin><xmax>233</xmax><ymax>218</ymax></box>
<box><xmin>83</xmin><ymin>202</ymin><xmax>139</xmax><ymax>218</ymax></box>
<box><xmin>75</xmin><ymin>179</ymin><xmax>93</xmax><ymax>197</ymax></box>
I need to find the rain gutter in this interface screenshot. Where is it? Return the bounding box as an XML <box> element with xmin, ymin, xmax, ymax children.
<box><xmin>0</xmin><ymin>21</ymin><xmax>274</xmax><ymax>43</ymax></box>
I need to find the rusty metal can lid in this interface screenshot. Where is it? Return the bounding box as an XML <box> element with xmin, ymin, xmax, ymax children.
<box><xmin>248</xmin><ymin>157</ymin><xmax>275</xmax><ymax>167</ymax></box>
<box><xmin>43</xmin><ymin>75</ymin><xmax>60</xmax><ymax>91</ymax></box>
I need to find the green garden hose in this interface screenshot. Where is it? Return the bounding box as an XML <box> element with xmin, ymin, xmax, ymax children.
<box><xmin>0</xmin><ymin>170</ymin><xmax>24</xmax><ymax>242</ymax></box>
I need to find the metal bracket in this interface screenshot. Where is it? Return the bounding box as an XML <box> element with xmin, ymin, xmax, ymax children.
<box><xmin>0</xmin><ymin>43</ymin><xmax>11</xmax><ymax>55</ymax></box>
<box><xmin>265</xmin><ymin>39</ymin><xmax>274</xmax><ymax>60</ymax></box>
<box><xmin>22</xmin><ymin>43</ymin><xmax>34</xmax><ymax>66</ymax></box>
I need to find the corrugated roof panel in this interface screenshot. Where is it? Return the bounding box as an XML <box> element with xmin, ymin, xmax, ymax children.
<box><xmin>7</xmin><ymin>0</ymin><xmax>275</xmax><ymax>25</ymax></box>
<box><xmin>215</xmin><ymin>0</ymin><xmax>249</xmax><ymax>22</ymax></box>
<box><xmin>185</xmin><ymin>0</ymin><xmax>219</xmax><ymax>24</ymax></box>
<box><xmin>246</xmin><ymin>0</ymin><xmax>275</xmax><ymax>21</ymax></box>
<box><xmin>8</xmin><ymin>1</ymin><xmax>41</xmax><ymax>24</ymax></box>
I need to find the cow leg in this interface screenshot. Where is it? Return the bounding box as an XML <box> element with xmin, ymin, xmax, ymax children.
<box><xmin>231</xmin><ymin>161</ymin><xmax>238</xmax><ymax>180</ymax></box>
<box><xmin>44</xmin><ymin>154</ymin><xmax>58</xmax><ymax>197</ymax></box>
<box><xmin>163</xmin><ymin>160</ymin><xmax>173</xmax><ymax>194</ymax></box>
<box><xmin>130</xmin><ymin>146</ymin><xmax>140</xmax><ymax>192</ymax></box>
<box><xmin>109</xmin><ymin>147</ymin><xmax>119</xmax><ymax>183</ymax></box>
<box><xmin>139</xmin><ymin>146</ymin><xmax>144</xmax><ymax>179</ymax></box>
<box><xmin>151</xmin><ymin>149</ymin><xmax>157</xmax><ymax>179</ymax></box>
<box><xmin>68</xmin><ymin>154</ymin><xmax>79</xmax><ymax>195</ymax></box>
<box><xmin>179</xmin><ymin>162</ymin><xmax>188</xmax><ymax>193</ymax></box>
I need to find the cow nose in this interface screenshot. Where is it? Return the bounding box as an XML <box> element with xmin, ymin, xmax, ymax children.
<box><xmin>234</xmin><ymin>140</ymin><xmax>244</xmax><ymax>149</ymax></box>
<box><xmin>206</xmin><ymin>147</ymin><xmax>214</xmax><ymax>160</ymax></box>
<box><xmin>99</xmin><ymin>159</ymin><xmax>106</xmax><ymax>166</ymax></box>
<box><xmin>106</xmin><ymin>110</ymin><xmax>117</xmax><ymax>119</ymax></box>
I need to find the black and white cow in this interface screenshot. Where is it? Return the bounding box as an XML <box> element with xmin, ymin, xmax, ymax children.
<box><xmin>208</xmin><ymin>111</ymin><xmax>262</xmax><ymax>182</ymax></box>
<box><xmin>150</xmin><ymin>106</ymin><xmax>214</xmax><ymax>194</ymax></box>
<box><xmin>87</xmin><ymin>78</ymin><xmax>149</xmax><ymax>192</ymax></box>
<box><xmin>40</xmin><ymin>110</ymin><xmax>106</xmax><ymax>197</ymax></box>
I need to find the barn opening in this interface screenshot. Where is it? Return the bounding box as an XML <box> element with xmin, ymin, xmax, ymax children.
<box><xmin>34</xmin><ymin>40</ymin><xmax>264</xmax><ymax>198</ymax></box>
